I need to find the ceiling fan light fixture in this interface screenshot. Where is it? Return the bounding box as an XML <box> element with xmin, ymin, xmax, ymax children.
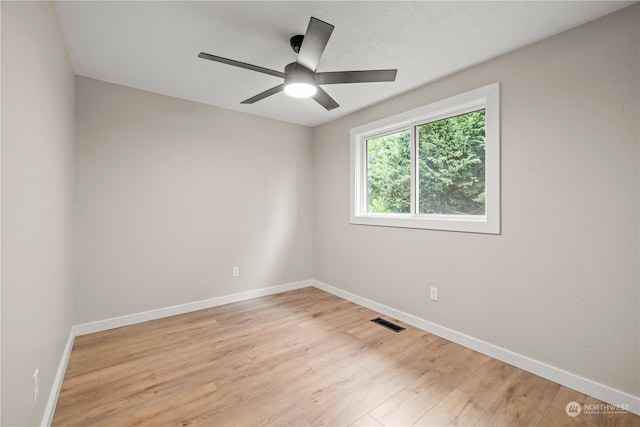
<box><xmin>284</xmin><ymin>62</ymin><xmax>317</xmax><ymax>98</ymax></box>
<box><xmin>284</xmin><ymin>82</ymin><xmax>317</xmax><ymax>98</ymax></box>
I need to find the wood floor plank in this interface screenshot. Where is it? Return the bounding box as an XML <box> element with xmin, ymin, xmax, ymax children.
<box><xmin>304</xmin><ymin>334</ymin><xmax>370</xmax><ymax>376</ymax></box>
<box><xmin>303</xmin><ymin>362</ymin><xmax>373</xmax><ymax>410</ymax></box>
<box><xmin>457</xmin><ymin>358</ymin><xmax>522</xmax><ymax>408</ymax></box>
<box><xmin>475</xmin><ymin>370</ymin><xmax>560</xmax><ymax>427</ymax></box>
<box><xmin>106</xmin><ymin>377</ymin><xmax>220</xmax><ymax>427</ymax></box>
<box><xmin>369</xmin><ymin>369</ymin><xmax>453</xmax><ymax>426</ymax></box>
<box><xmin>353</xmin><ymin>329</ymin><xmax>432</xmax><ymax>375</ymax></box>
<box><xmin>412</xmin><ymin>388</ymin><xmax>487</xmax><ymax>426</ymax></box>
<box><xmin>58</xmin><ymin>370</ymin><xmax>99</xmax><ymax>395</ymax></box>
<box><xmin>350</xmin><ymin>413</ymin><xmax>384</xmax><ymax>426</ymax></box>
<box><xmin>432</xmin><ymin>348</ymin><xmax>490</xmax><ymax>388</ymax></box>
<box><xmin>53</xmin><ymin>288</ymin><xmax>640</xmax><ymax>427</ymax></box>
<box><xmin>217</xmin><ymin>362</ymin><xmax>372</xmax><ymax>427</ymax></box>
<box><xmin>304</xmin><ymin>368</ymin><xmax>412</xmax><ymax>426</ymax></box>
<box><xmin>537</xmin><ymin>406</ymin><xmax>596</xmax><ymax>427</ymax></box>
<box><xmin>54</xmin><ymin>370</ymin><xmax>159</xmax><ymax>425</ymax></box>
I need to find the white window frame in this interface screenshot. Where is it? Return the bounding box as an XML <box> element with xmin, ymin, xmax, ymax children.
<box><xmin>350</xmin><ymin>83</ymin><xmax>500</xmax><ymax>234</ymax></box>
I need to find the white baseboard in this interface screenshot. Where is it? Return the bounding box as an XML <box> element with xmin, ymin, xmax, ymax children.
<box><xmin>41</xmin><ymin>330</ymin><xmax>75</xmax><ymax>427</ymax></box>
<box><xmin>312</xmin><ymin>279</ymin><xmax>640</xmax><ymax>416</ymax></box>
<box><xmin>73</xmin><ymin>280</ymin><xmax>312</xmax><ymax>336</ymax></box>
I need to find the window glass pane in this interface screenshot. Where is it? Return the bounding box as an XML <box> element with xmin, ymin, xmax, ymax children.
<box><xmin>417</xmin><ymin>109</ymin><xmax>486</xmax><ymax>215</ymax></box>
<box><xmin>366</xmin><ymin>130</ymin><xmax>411</xmax><ymax>213</ymax></box>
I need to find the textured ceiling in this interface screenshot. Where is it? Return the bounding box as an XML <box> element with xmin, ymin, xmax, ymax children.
<box><xmin>54</xmin><ymin>1</ymin><xmax>633</xmax><ymax>127</ymax></box>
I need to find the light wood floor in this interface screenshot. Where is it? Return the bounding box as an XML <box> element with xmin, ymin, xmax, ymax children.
<box><xmin>54</xmin><ymin>287</ymin><xmax>638</xmax><ymax>426</ymax></box>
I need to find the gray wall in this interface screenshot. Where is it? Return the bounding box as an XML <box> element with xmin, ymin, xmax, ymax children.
<box><xmin>74</xmin><ymin>77</ymin><xmax>314</xmax><ymax>324</ymax></box>
<box><xmin>313</xmin><ymin>5</ymin><xmax>639</xmax><ymax>396</ymax></box>
<box><xmin>1</xmin><ymin>2</ymin><xmax>75</xmax><ymax>425</ymax></box>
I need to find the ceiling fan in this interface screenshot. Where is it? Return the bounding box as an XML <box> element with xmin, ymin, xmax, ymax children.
<box><xmin>198</xmin><ymin>17</ymin><xmax>398</xmax><ymax>111</ymax></box>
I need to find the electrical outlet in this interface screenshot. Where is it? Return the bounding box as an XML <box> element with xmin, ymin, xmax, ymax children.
<box><xmin>430</xmin><ymin>287</ymin><xmax>438</xmax><ymax>302</ymax></box>
<box><xmin>232</xmin><ymin>266</ymin><xmax>239</xmax><ymax>277</ymax></box>
<box><xmin>33</xmin><ymin>369</ymin><xmax>39</xmax><ymax>403</ymax></box>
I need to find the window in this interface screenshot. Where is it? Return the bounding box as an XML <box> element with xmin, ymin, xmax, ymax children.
<box><xmin>350</xmin><ymin>83</ymin><xmax>500</xmax><ymax>234</ymax></box>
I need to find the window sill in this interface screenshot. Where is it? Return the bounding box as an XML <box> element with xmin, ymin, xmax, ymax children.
<box><xmin>350</xmin><ymin>214</ymin><xmax>500</xmax><ymax>234</ymax></box>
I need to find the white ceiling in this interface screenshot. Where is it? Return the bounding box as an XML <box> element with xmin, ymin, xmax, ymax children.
<box><xmin>54</xmin><ymin>1</ymin><xmax>633</xmax><ymax>127</ymax></box>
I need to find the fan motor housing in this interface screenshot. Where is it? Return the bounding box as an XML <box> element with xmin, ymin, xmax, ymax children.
<box><xmin>284</xmin><ymin>62</ymin><xmax>316</xmax><ymax>85</ymax></box>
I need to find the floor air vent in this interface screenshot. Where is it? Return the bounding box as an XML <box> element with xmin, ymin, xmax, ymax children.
<box><xmin>371</xmin><ymin>317</ymin><xmax>405</xmax><ymax>333</ymax></box>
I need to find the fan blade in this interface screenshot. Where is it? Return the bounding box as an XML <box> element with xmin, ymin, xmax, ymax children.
<box><xmin>297</xmin><ymin>17</ymin><xmax>334</xmax><ymax>72</ymax></box>
<box><xmin>312</xmin><ymin>86</ymin><xmax>339</xmax><ymax>111</ymax></box>
<box><xmin>316</xmin><ymin>69</ymin><xmax>398</xmax><ymax>85</ymax></box>
<box><xmin>198</xmin><ymin>52</ymin><xmax>285</xmax><ymax>79</ymax></box>
<box><xmin>241</xmin><ymin>84</ymin><xmax>285</xmax><ymax>104</ymax></box>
